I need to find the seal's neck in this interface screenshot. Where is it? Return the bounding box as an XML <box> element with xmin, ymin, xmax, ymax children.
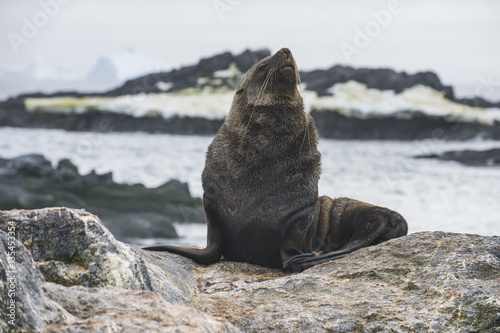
<box><xmin>227</xmin><ymin>102</ymin><xmax>306</xmax><ymax>134</ymax></box>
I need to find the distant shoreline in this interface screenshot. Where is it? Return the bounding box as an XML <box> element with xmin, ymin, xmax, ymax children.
<box><xmin>1</xmin><ymin>106</ymin><xmax>499</xmax><ymax>141</ymax></box>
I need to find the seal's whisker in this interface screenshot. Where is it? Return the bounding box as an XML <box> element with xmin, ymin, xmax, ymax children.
<box><xmin>299</xmin><ymin>114</ymin><xmax>310</xmax><ymax>152</ymax></box>
<box><xmin>294</xmin><ymin>61</ymin><xmax>310</xmax><ymax>152</ymax></box>
<box><xmin>295</xmin><ymin>60</ymin><xmax>305</xmax><ymax>101</ymax></box>
<box><xmin>239</xmin><ymin>68</ymin><xmax>274</xmax><ymax>149</ymax></box>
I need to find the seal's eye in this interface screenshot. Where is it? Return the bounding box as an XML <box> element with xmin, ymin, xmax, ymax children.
<box><xmin>258</xmin><ymin>64</ymin><xmax>268</xmax><ymax>72</ymax></box>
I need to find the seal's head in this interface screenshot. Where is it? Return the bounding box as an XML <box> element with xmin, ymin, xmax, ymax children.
<box><xmin>233</xmin><ymin>47</ymin><xmax>301</xmax><ymax>107</ymax></box>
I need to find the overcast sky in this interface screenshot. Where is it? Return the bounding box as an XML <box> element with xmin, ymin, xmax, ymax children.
<box><xmin>1</xmin><ymin>0</ymin><xmax>499</xmax><ymax>99</ymax></box>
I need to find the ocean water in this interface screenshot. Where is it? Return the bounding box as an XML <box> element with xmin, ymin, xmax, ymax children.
<box><xmin>1</xmin><ymin>127</ymin><xmax>499</xmax><ymax>247</ymax></box>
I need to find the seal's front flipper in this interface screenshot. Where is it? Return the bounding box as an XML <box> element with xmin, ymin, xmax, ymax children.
<box><xmin>142</xmin><ymin>242</ymin><xmax>222</xmax><ymax>265</ymax></box>
<box><xmin>143</xmin><ymin>196</ymin><xmax>223</xmax><ymax>265</ymax></box>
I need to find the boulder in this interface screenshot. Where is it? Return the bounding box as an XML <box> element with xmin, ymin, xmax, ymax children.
<box><xmin>1</xmin><ymin>207</ymin><xmax>499</xmax><ymax>332</ymax></box>
<box><xmin>192</xmin><ymin>232</ymin><xmax>500</xmax><ymax>332</ymax></box>
<box><xmin>0</xmin><ymin>226</ymin><xmax>73</xmax><ymax>332</ymax></box>
<box><xmin>0</xmin><ymin>208</ymin><xmax>238</xmax><ymax>332</ymax></box>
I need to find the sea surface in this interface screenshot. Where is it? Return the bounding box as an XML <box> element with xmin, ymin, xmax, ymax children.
<box><xmin>1</xmin><ymin>127</ymin><xmax>499</xmax><ymax>246</ymax></box>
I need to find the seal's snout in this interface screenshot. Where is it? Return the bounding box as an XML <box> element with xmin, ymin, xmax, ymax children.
<box><xmin>280</xmin><ymin>48</ymin><xmax>291</xmax><ymax>59</ymax></box>
<box><xmin>274</xmin><ymin>48</ymin><xmax>295</xmax><ymax>73</ymax></box>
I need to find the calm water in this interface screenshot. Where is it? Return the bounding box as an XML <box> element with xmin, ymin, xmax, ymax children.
<box><xmin>1</xmin><ymin>127</ymin><xmax>499</xmax><ymax>246</ymax></box>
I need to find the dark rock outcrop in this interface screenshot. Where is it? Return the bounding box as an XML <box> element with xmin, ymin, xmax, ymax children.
<box><xmin>454</xmin><ymin>96</ymin><xmax>500</xmax><ymax>109</ymax></box>
<box><xmin>311</xmin><ymin>109</ymin><xmax>500</xmax><ymax>141</ymax></box>
<box><xmin>0</xmin><ymin>154</ymin><xmax>205</xmax><ymax>242</ymax></box>
<box><xmin>0</xmin><ymin>107</ymin><xmax>224</xmax><ymax>134</ymax></box>
<box><xmin>99</xmin><ymin>49</ymin><xmax>271</xmax><ymax>96</ymax></box>
<box><xmin>3</xmin><ymin>106</ymin><xmax>499</xmax><ymax>140</ymax></box>
<box><xmin>416</xmin><ymin>148</ymin><xmax>500</xmax><ymax>166</ymax></box>
<box><xmin>0</xmin><ymin>49</ymin><xmax>270</xmax><ymax>103</ymax></box>
<box><xmin>300</xmin><ymin>65</ymin><xmax>455</xmax><ymax>99</ymax></box>
<box><xmin>1</xmin><ymin>207</ymin><xmax>499</xmax><ymax>332</ymax></box>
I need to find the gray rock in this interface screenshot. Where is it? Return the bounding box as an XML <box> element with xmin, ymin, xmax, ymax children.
<box><xmin>1</xmin><ymin>207</ymin><xmax>499</xmax><ymax>332</ymax></box>
<box><xmin>191</xmin><ymin>232</ymin><xmax>500</xmax><ymax>332</ymax></box>
<box><xmin>0</xmin><ymin>208</ymin><xmax>195</xmax><ymax>304</ymax></box>
<box><xmin>416</xmin><ymin>148</ymin><xmax>500</xmax><ymax>166</ymax></box>
<box><xmin>6</xmin><ymin>154</ymin><xmax>54</xmax><ymax>177</ymax></box>
<box><xmin>42</xmin><ymin>283</ymin><xmax>239</xmax><ymax>333</ymax></box>
<box><xmin>0</xmin><ymin>208</ymin><xmax>238</xmax><ymax>332</ymax></box>
<box><xmin>0</xmin><ymin>229</ymin><xmax>74</xmax><ymax>332</ymax></box>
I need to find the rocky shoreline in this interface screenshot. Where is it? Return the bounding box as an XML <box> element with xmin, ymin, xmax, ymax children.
<box><xmin>2</xmin><ymin>48</ymin><xmax>500</xmax><ymax>141</ymax></box>
<box><xmin>0</xmin><ymin>154</ymin><xmax>204</xmax><ymax>243</ymax></box>
<box><xmin>1</xmin><ymin>207</ymin><xmax>499</xmax><ymax>332</ymax></box>
<box><xmin>2</xmin><ymin>106</ymin><xmax>500</xmax><ymax>141</ymax></box>
<box><xmin>0</xmin><ymin>106</ymin><xmax>224</xmax><ymax>135</ymax></box>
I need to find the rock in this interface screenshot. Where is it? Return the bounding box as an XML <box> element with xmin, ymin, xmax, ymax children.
<box><xmin>0</xmin><ymin>106</ymin><xmax>226</xmax><ymax>134</ymax></box>
<box><xmin>6</xmin><ymin>154</ymin><xmax>54</xmax><ymax>177</ymax></box>
<box><xmin>191</xmin><ymin>232</ymin><xmax>500</xmax><ymax>332</ymax></box>
<box><xmin>0</xmin><ymin>208</ymin><xmax>238</xmax><ymax>332</ymax></box>
<box><xmin>454</xmin><ymin>96</ymin><xmax>500</xmax><ymax>109</ymax></box>
<box><xmin>0</xmin><ymin>208</ymin><xmax>194</xmax><ymax>299</ymax></box>
<box><xmin>416</xmin><ymin>148</ymin><xmax>500</xmax><ymax>166</ymax></box>
<box><xmin>42</xmin><ymin>284</ymin><xmax>239</xmax><ymax>333</ymax></box>
<box><xmin>0</xmin><ymin>154</ymin><xmax>205</xmax><ymax>243</ymax></box>
<box><xmin>0</xmin><ymin>229</ymin><xmax>73</xmax><ymax>332</ymax></box>
<box><xmin>300</xmin><ymin>65</ymin><xmax>455</xmax><ymax>99</ymax></box>
<box><xmin>311</xmin><ymin>109</ymin><xmax>500</xmax><ymax>140</ymax></box>
<box><xmin>1</xmin><ymin>207</ymin><xmax>499</xmax><ymax>332</ymax></box>
<box><xmin>105</xmin><ymin>49</ymin><xmax>271</xmax><ymax>96</ymax></box>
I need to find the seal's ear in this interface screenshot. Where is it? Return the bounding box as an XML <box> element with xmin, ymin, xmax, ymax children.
<box><xmin>236</xmin><ymin>88</ymin><xmax>244</xmax><ymax>95</ymax></box>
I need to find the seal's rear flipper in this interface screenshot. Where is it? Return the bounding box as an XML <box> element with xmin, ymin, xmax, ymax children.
<box><xmin>282</xmin><ymin>245</ymin><xmax>356</xmax><ymax>272</ymax></box>
<box><xmin>282</xmin><ymin>223</ymin><xmax>385</xmax><ymax>272</ymax></box>
<box><xmin>283</xmin><ymin>251</ymin><xmax>348</xmax><ymax>272</ymax></box>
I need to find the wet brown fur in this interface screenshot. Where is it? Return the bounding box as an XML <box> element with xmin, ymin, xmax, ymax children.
<box><xmin>143</xmin><ymin>48</ymin><xmax>408</xmax><ymax>272</ymax></box>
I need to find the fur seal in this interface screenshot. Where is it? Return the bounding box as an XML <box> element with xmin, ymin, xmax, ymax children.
<box><xmin>144</xmin><ymin>48</ymin><xmax>408</xmax><ymax>272</ymax></box>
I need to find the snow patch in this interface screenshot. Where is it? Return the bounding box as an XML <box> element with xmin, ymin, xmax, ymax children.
<box><xmin>311</xmin><ymin>81</ymin><xmax>500</xmax><ymax>125</ymax></box>
<box><xmin>156</xmin><ymin>82</ymin><xmax>173</xmax><ymax>92</ymax></box>
<box><xmin>25</xmin><ymin>90</ymin><xmax>233</xmax><ymax>120</ymax></box>
<box><xmin>213</xmin><ymin>63</ymin><xmax>242</xmax><ymax>78</ymax></box>
<box><xmin>23</xmin><ymin>81</ymin><xmax>500</xmax><ymax>124</ymax></box>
